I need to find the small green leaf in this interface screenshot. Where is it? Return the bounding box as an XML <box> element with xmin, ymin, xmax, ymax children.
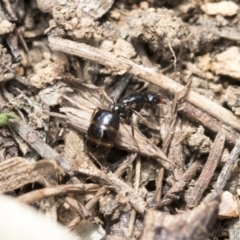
<box><xmin>0</xmin><ymin>113</ymin><xmax>18</xmax><ymax>127</ymax></box>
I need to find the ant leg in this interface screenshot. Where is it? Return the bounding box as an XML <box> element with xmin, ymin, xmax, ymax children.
<box><xmin>91</xmin><ymin>153</ymin><xmax>104</xmax><ymax>169</ymax></box>
<box><xmin>121</xmin><ymin>121</ymin><xmax>140</xmax><ymax>154</ymax></box>
<box><xmin>84</xmin><ymin>137</ymin><xmax>103</xmax><ymax>169</ymax></box>
<box><xmin>110</xmin><ymin>97</ymin><xmax>116</xmax><ymax>104</ymax></box>
<box><xmin>134</xmin><ymin>110</ymin><xmax>159</xmax><ymax>131</ymax></box>
<box><xmin>90</xmin><ymin>153</ymin><xmax>104</xmax><ymax>169</ymax></box>
<box><xmin>90</xmin><ymin>107</ymin><xmax>100</xmax><ymax>121</ymax></box>
<box><xmin>131</xmin><ymin>122</ymin><xmax>141</xmax><ymax>154</ymax></box>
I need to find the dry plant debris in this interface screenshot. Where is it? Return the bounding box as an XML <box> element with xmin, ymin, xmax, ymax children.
<box><xmin>140</xmin><ymin>194</ymin><xmax>220</xmax><ymax>240</ymax></box>
<box><xmin>0</xmin><ymin>157</ymin><xmax>64</xmax><ymax>193</ymax></box>
<box><xmin>225</xmin><ymin>85</ymin><xmax>240</xmax><ymax>116</ymax></box>
<box><xmin>186</xmin><ymin>131</ymin><xmax>225</xmax><ymax>208</ymax></box>
<box><xmin>1</xmin><ymin>0</ymin><xmax>240</xmax><ymax>239</ymax></box>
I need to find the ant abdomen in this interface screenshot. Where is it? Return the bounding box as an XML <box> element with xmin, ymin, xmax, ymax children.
<box><xmin>86</xmin><ymin>109</ymin><xmax>120</xmax><ymax>159</ymax></box>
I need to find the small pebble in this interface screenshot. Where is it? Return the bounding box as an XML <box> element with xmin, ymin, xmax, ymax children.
<box><xmin>218</xmin><ymin>191</ymin><xmax>239</xmax><ymax>219</ymax></box>
<box><xmin>201</xmin><ymin>1</ymin><xmax>239</xmax><ymax>17</ymax></box>
<box><xmin>140</xmin><ymin>1</ymin><xmax>149</xmax><ymax>10</ymax></box>
<box><xmin>110</xmin><ymin>11</ymin><xmax>121</xmax><ymax>20</ymax></box>
<box><xmin>0</xmin><ymin>20</ymin><xmax>15</xmax><ymax>35</ymax></box>
<box><xmin>211</xmin><ymin>47</ymin><xmax>240</xmax><ymax>80</ymax></box>
<box><xmin>58</xmin><ymin>0</ymin><xmax>67</xmax><ymax>5</ymax></box>
<box><xmin>114</xmin><ymin>38</ymin><xmax>136</xmax><ymax>59</ymax></box>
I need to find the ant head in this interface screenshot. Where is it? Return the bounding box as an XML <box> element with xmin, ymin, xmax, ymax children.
<box><xmin>144</xmin><ymin>92</ymin><xmax>167</xmax><ymax>105</ymax></box>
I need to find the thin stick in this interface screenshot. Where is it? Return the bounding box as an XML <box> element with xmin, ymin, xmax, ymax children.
<box><xmin>186</xmin><ymin>131</ymin><xmax>225</xmax><ymax>208</ymax></box>
<box><xmin>128</xmin><ymin>156</ymin><xmax>141</xmax><ymax>236</ymax></box>
<box><xmin>48</xmin><ymin>37</ymin><xmax>240</xmax><ymax>132</ymax></box>
<box><xmin>214</xmin><ymin>138</ymin><xmax>240</xmax><ymax>195</ymax></box>
<box><xmin>18</xmin><ymin>184</ymin><xmax>99</xmax><ymax>203</ymax></box>
<box><xmin>155</xmin><ymin>168</ymin><xmax>164</xmax><ymax>202</ymax></box>
<box><xmin>85</xmin><ymin>153</ymin><xmax>137</xmax><ymax>211</ymax></box>
<box><xmin>156</xmin><ymin>160</ymin><xmax>202</xmax><ymax>208</ymax></box>
<box><xmin>9</xmin><ymin>120</ymin><xmax>71</xmax><ymax>171</ymax></box>
<box><xmin>77</xmin><ymin>166</ymin><xmax>146</xmax><ymax>214</ymax></box>
<box><xmin>179</xmin><ymin>102</ymin><xmax>239</xmax><ymax>145</ymax></box>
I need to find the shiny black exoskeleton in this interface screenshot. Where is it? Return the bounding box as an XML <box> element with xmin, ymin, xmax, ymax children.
<box><xmin>110</xmin><ymin>91</ymin><xmax>166</xmax><ymax>123</ymax></box>
<box><xmin>86</xmin><ymin>91</ymin><xmax>166</xmax><ymax>159</ymax></box>
<box><xmin>86</xmin><ymin>109</ymin><xmax>120</xmax><ymax>158</ymax></box>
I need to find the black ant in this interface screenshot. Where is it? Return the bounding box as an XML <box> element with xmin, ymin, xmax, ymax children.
<box><xmin>86</xmin><ymin>92</ymin><xmax>166</xmax><ymax>161</ymax></box>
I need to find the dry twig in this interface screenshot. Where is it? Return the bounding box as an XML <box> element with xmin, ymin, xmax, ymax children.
<box><xmin>214</xmin><ymin>138</ymin><xmax>240</xmax><ymax>195</ymax></box>
<box><xmin>77</xmin><ymin>167</ymin><xmax>146</xmax><ymax>214</ymax></box>
<box><xmin>179</xmin><ymin>102</ymin><xmax>240</xmax><ymax>146</ymax></box>
<box><xmin>128</xmin><ymin>156</ymin><xmax>141</xmax><ymax>236</ymax></box>
<box><xmin>156</xmin><ymin>160</ymin><xmax>202</xmax><ymax>208</ymax></box>
<box><xmin>84</xmin><ymin>153</ymin><xmax>137</xmax><ymax>211</ymax></box>
<box><xmin>48</xmin><ymin>37</ymin><xmax>240</xmax><ymax>134</ymax></box>
<box><xmin>140</xmin><ymin>194</ymin><xmax>220</xmax><ymax>240</ymax></box>
<box><xmin>155</xmin><ymin>168</ymin><xmax>164</xmax><ymax>202</ymax></box>
<box><xmin>9</xmin><ymin>120</ymin><xmax>71</xmax><ymax>171</ymax></box>
<box><xmin>0</xmin><ymin>157</ymin><xmax>64</xmax><ymax>193</ymax></box>
<box><xmin>17</xmin><ymin>184</ymin><xmax>100</xmax><ymax>204</ymax></box>
<box><xmin>186</xmin><ymin>131</ymin><xmax>225</xmax><ymax>208</ymax></box>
